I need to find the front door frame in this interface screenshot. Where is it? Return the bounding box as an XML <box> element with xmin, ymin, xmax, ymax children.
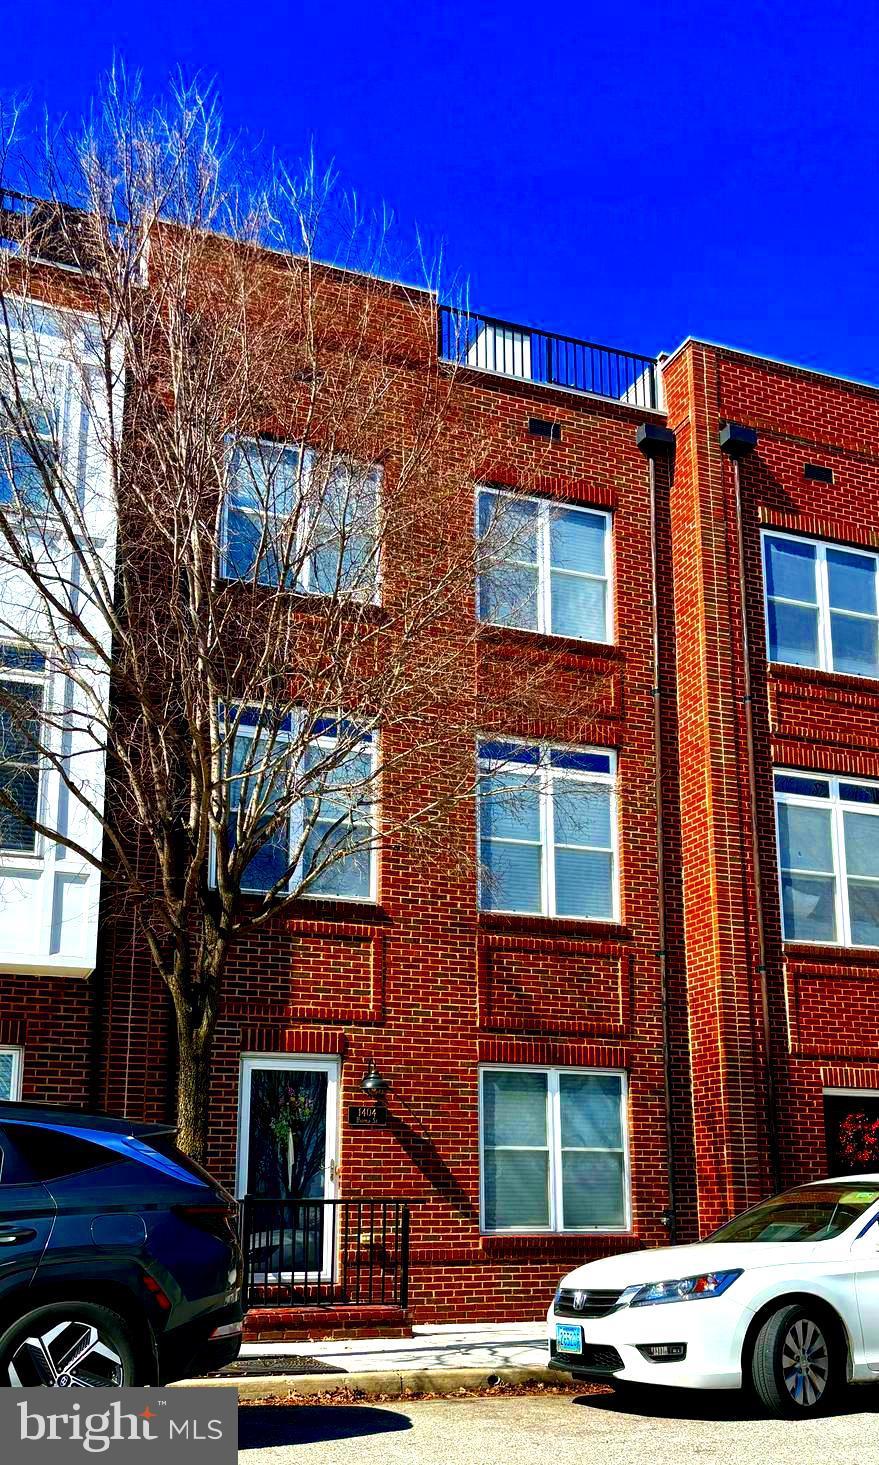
<box><xmin>236</xmin><ymin>1053</ymin><xmax>340</xmax><ymax>1282</ymax></box>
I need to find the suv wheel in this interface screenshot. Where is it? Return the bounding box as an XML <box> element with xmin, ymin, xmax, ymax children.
<box><xmin>0</xmin><ymin>1303</ymin><xmax>139</xmax><ymax>1387</ymax></box>
<box><xmin>751</xmin><ymin>1304</ymin><xmax>840</xmax><ymax>1415</ymax></box>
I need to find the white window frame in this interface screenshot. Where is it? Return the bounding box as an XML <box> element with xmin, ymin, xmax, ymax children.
<box><xmin>0</xmin><ymin>1045</ymin><xmax>23</xmax><ymax>1101</ymax></box>
<box><xmin>477</xmin><ymin>486</ymin><xmax>613</xmax><ymax>644</ymax></box>
<box><xmin>214</xmin><ymin>711</ymin><xmax>379</xmax><ymax>904</ymax></box>
<box><xmin>774</xmin><ymin>769</ymin><xmax>879</xmax><ymax>948</ymax></box>
<box><xmin>0</xmin><ymin>647</ymin><xmax>47</xmax><ymax>862</ymax></box>
<box><xmin>222</xmin><ymin>438</ymin><xmax>381</xmax><ymax>600</ymax></box>
<box><xmin>478</xmin><ymin>1064</ymin><xmax>631</xmax><ymax>1235</ymax></box>
<box><xmin>762</xmin><ymin>529</ymin><xmax>879</xmax><ymax>679</ymax></box>
<box><xmin>476</xmin><ymin>739</ymin><xmax>619</xmax><ymax>922</ymax></box>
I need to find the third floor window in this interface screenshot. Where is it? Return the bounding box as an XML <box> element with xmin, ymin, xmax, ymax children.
<box><xmin>763</xmin><ymin>531</ymin><xmax>879</xmax><ymax>680</ymax></box>
<box><xmin>222</xmin><ymin>439</ymin><xmax>380</xmax><ymax>598</ymax></box>
<box><xmin>477</xmin><ymin>487</ymin><xmax>612</xmax><ymax>643</ymax></box>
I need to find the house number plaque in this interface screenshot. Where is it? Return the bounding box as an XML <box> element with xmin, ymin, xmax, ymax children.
<box><xmin>348</xmin><ymin>1103</ymin><xmax>389</xmax><ymax>1127</ymax></box>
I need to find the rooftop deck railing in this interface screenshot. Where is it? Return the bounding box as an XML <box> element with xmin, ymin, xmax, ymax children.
<box><xmin>438</xmin><ymin>304</ymin><xmax>661</xmax><ymax>410</ymax></box>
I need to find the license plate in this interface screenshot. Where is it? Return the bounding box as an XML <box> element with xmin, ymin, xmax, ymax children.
<box><xmin>556</xmin><ymin>1323</ymin><xmax>582</xmax><ymax>1354</ymax></box>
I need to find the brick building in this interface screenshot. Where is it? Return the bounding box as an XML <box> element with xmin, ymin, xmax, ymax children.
<box><xmin>5</xmin><ymin>227</ymin><xmax>879</xmax><ymax>1335</ymax></box>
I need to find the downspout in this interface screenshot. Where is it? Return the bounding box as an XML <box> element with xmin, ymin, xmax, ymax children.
<box><xmin>637</xmin><ymin>421</ymin><xmax>678</xmax><ymax>1241</ymax></box>
<box><xmin>719</xmin><ymin>421</ymin><xmax>780</xmax><ymax>1194</ymax></box>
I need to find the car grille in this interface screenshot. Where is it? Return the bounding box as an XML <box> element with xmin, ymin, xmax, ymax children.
<box><xmin>551</xmin><ymin>1340</ymin><xmax>624</xmax><ymax>1373</ymax></box>
<box><xmin>555</xmin><ymin>1287</ymin><xmax>625</xmax><ymax>1318</ymax></box>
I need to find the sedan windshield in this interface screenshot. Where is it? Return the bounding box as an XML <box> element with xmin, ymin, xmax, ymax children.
<box><xmin>708</xmin><ymin>1184</ymin><xmax>879</xmax><ymax>1243</ymax></box>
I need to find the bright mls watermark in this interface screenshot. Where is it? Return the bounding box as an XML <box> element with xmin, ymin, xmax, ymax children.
<box><xmin>1</xmin><ymin>1388</ymin><xmax>237</xmax><ymax>1461</ymax></box>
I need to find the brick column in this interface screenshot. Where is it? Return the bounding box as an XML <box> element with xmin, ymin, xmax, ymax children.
<box><xmin>663</xmin><ymin>342</ymin><xmax>773</xmax><ymax>1233</ymax></box>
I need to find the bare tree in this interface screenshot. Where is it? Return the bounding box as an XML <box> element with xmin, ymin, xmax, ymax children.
<box><xmin>0</xmin><ymin>72</ymin><xmax>607</xmax><ymax>1159</ymax></box>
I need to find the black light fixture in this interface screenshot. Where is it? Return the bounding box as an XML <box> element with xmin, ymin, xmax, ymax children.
<box><xmin>360</xmin><ymin>1058</ymin><xmax>390</xmax><ymax>1098</ymax></box>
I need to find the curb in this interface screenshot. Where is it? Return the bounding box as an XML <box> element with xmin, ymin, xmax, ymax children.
<box><xmin>171</xmin><ymin>1364</ymin><xmax>557</xmax><ymax>1399</ymax></box>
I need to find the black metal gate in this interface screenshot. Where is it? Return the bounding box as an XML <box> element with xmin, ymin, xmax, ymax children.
<box><xmin>240</xmin><ymin>1196</ymin><xmax>412</xmax><ymax>1310</ymax></box>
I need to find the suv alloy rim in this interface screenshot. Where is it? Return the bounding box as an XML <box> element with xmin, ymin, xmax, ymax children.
<box><xmin>781</xmin><ymin>1317</ymin><xmax>829</xmax><ymax>1407</ymax></box>
<box><xmin>8</xmin><ymin>1320</ymin><xmax>124</xmax><ymax>1387</ymax></box>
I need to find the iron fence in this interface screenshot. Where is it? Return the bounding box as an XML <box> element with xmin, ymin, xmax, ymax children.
<box><xmin>240</xmin><ymin>1196</ymin><xmax>412</xmax><ymax>1310</ymax></box>
<box><xmin>438</xmin><ymin>304</ymin><xmax>660</xmax><ymax>410</ymax></box>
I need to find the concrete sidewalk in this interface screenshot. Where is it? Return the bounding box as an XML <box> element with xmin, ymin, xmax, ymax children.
<box><xmin>176</xmin><ymin>1322</ymin><xmax>555</xmax><ymax>1397</ymax></box>
<box><xmin>241</xmin><ymin>1322</ymin><xmax>547</xmax><ymax>1374</ymax></box>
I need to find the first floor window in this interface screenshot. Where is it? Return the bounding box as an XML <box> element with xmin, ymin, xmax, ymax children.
<box><xmin>774</xmin><ymin>770</ymin><xmax>879</xmax><ymax>946</ymax></box>
<box><xmin>480</xmin><ymin>1066</ymin><xmax>629</xmax><ymax>1233</ymax></box>
<box><xmin>0</xmin><ymin>646</ymin><xmax>45</xmax><ymax>854</ymax></box>
<box><xmin>0</xmin><ymin>1046</ymin><xmax>22</xmax><ymax>1101</ymax></box>
<box><xmin>224</xmin><ymin>710</ymin><xmax>376</xmax><ymax>902</ymax></box>
<box><xmin>478</xmin><ymin>486</ymin><xmax>612</xmax><ymax>643</ymax></box>
<box><xmin>763</xmin><ymin>531</ymin><xmax>879</xmax><ymax>679</ymax></box>
<box><xmin>478</xmin><ymin>741</ymin><xmax>617</xmax><ymax>919</ymax></box>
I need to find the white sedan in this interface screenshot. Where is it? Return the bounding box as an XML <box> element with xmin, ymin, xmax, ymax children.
<box><xmin>548</xmin><ymin>1176</ymin><xmax>879</xmax><ymax>1414</ymax></box>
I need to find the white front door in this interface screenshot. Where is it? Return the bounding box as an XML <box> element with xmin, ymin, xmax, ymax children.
<box><xmin>237</xmin><ymin>1055</ymin><xmax>339</xmax><ymax>1279</ymax></box>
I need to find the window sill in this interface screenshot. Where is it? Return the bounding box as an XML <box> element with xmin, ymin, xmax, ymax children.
<box><xmin>782</xmin><ymin>941</ymin><xmax>879</xmax><ymax>965</ymax></box>
<box><xmin>479</xmin><ymin>910</ymin><xmax>631</xmax><ymax>942</ymax></box>
<box><xmin>480</xmin><ymin>1230</ymin><xmax>635</xmax><ymax>1256</ymax></box>
<box><xmin>767</xmin><ymin>661</ymin><xmax>879</xmax><ymax>696</ymax></box>
<box><xmin>276</xmin><ymin>895</ymin><xmax>390</xmax><ymax>925</ymax></box>
<box><xmin>478</xmin><ymin>623</ymin><xmax>622</xmax><ymax>661</ymax></box>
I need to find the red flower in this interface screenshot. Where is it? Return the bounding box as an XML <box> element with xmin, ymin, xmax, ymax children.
<box><xmin>837</xmin><ymin>1110</ymin><xmax>879</xmax><ymax>1168</ymax></box>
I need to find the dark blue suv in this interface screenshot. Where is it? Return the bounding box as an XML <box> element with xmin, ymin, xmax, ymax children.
<box><xmin>0</xmin><ymin>1103</ymin><xmax>243</xmax><ymax>1387</ymax></box>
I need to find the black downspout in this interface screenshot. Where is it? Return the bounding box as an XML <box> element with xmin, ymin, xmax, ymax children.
<box><xmin>637</xmin><ymin>420</ymin><xmax>678</xmax><ymax>1241</ymax></box>
<box><xmin>719</xmin><ymin>421</ymin><xmax>781</xmax><ymax>1194</ymax></box>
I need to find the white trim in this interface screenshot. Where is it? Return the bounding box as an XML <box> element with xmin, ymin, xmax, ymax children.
<box><xmin>476</xmin><ymin>738</ymin><xmax>619</xmax><ymax>922</ymax></box>
<box><xmin>761</xmin><ymin>528</ymin><xmax>879</xmax><ymax>682</ymax></box>
<box><xmin>774</xmin><ymin>769</ymin><xmax>879</xmax><ymax>948</ymax></box>
<box><xmin>236</xmin><ymin>1053</ymin><xmax>340</xmax><ymax>1282</ymax></box>
<box><xmin>478</xmin><ymin>1064</ymin><xmax>631</xmax><ymax>1235</ymax></box>
<box><xmin>477</xmin><ymin>486</ymin><xmax>614</xmax><ymax>645</ymax></box>
<box><xmin>0</xmin><ymin>1044</ymin><xmax>23</xmax><ymax>1100</ymax></box>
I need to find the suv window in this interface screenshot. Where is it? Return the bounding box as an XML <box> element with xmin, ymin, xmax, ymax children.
<box><xmin>0</xmin><ymin>1125</ymin><xmax>122</xmax><ymax>1185</ymax></box>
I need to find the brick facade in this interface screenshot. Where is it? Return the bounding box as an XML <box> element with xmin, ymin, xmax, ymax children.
<box><xmin>10</xmin><ymin>259</ymin><xmax>879</xmax><ymax>1329</ymax></box>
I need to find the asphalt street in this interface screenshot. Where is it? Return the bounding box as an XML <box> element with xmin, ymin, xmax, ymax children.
<box><xmin>237</xmin><ymin>1384</ymin><xmax>879</xmax><ymax>1464</ymax></box>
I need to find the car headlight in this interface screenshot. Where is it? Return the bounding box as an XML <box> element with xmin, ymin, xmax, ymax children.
<box><xmin>628</xmin><ymin>1269</ymin><xmax>742</xmax><ymax>1306</ymax></box>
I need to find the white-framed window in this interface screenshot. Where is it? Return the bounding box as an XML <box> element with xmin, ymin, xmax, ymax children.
<box><xmin>0</xmin><ymin>1046</ymin><xmax>23</xmax><ymax>1101</ymax></box>
<box><xmin>0</xmin><ymin>375</ymin><xmax>56</xmax><ymax>516</ymax></box>
<box><xmin>762</xmin><ymin>530</ymin><xmax>879</xmax><ymax>679</ymax></box>
<box><xmin>774</xmin><ymin>770</ymin><xmax>879</xmax><ymax>947</ymax></box>
<box><xmin>479</xmin><ymin>1066</ymin><xmax>630</xmax><ymax>1233</ymax></box>
<box><xmin>0</xmin><ymin>646</ymin><xmax>46</xmax><ymax>856</ymax></box>
<box><xmin>477</xmin><ymin>740</ymin><xmax>618</xmax><ymax>920</ymax></box>
<box><xmin>222</xmin><ymin>710</ymin><xmax>377</xmax><ymax>902</ymax></box>
<box><xmin>477</xmin><ymin>486</ymin><xmax>612</xmax><ymax>643</ymax></box>
<box><xmin>222</xmin><ymin>438</ymin><xmax>380</xmax><ymax>597</ymax></box>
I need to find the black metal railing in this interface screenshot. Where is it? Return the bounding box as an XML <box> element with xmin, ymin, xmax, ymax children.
<box><xmin>240</xmin><ymin>1196</ymin><xmax>412</xmax><ymax>1310</ymax></box>
<box><xmin>438</xmin><ymin>304</ymin><xmax>660</xmax><ymax>410</ymax></box>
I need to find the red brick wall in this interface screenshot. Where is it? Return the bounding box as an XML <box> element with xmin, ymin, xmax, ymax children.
<box><xmin>15</xmin><ymin>258</ymin><xmax>879</xmax><ymax>1326</ymax></box>
<box><xmin>0</xmin><ymin>971</ymin><xmax>93</xmax><ymax>1106</ymax></box>
<box><xmin>89</xmin><ymin>289</ymin><xmax>676</xmax><ymax>1321</ymax></box>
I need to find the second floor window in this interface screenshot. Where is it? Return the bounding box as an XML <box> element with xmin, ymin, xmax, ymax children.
<box><xmin>225</xmin><ymin>712</ymin><xmax>376</xmax><ymax>902</ymax></box>
<box><xmin>0</xmin><ymin>646</ymin><xmax>45</xmax><ymax>855</ymax></box>
<box><xmin>763</xmin><ymin>531</ymin><xmax>879</xmax><ymax>679</ymax></box>
<box><xmin>222</xmin><ymin>439</ymin><xmax>380</xmax><ymax>597</ymax></box>
<box><xmin>477</xmin><ymin>741</ymin><xmax>617</xmax><ymax>920</ymax></box>
<box><xmin>478</xmin><ymin>487</ymin><xmax>611</xmax><ymax>643</ymax></box>
<box><xmin>774</xmin><ymin>770</ymin><xmax>879</xmax><ymax>947</ymax></box>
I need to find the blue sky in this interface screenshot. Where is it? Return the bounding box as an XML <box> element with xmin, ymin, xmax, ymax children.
<box><xmin>2</xmin><ymin>0</ymin><xmax>878</xmax><ymax>382</ymax></box>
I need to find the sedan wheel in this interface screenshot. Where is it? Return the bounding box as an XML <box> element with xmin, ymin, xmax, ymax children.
<box><xmin>751</xmin><ymin>1303</ymin><xmax>840</xmax><ymax>1415</ymax></box>
<box><xmin>0</xmin><ymin>1304</ymin><xmax>137</xmax><ymax>1387</ymax></box>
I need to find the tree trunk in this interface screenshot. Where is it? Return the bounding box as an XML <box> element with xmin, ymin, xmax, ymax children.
<box><xmin>174</xmin><ymin>1018</ymin><xmax>214</xmax><ymax>1162</ymax></box>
